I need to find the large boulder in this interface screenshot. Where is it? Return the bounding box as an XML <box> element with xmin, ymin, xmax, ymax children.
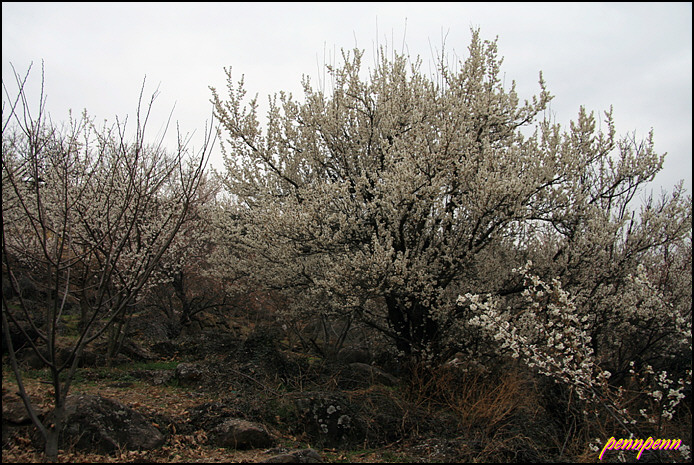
<box><xmin>130</xmin><ymin>369</ymin><xmax>176</xmax><ymax>386</ymax></box>
<box><xmin>186</xmin><ymin>400</ymin><xmax>244</xmax><ymax>434</ymax></box>
<box><xmin>2</xmin><ymin>314</ymin><xmax>42</xmax><ymax>355</ymax></box>
<box><xmin>2</xmin><ymin>388</ymin><xmax>48</xmax><ymax>446</ymax></box>
<box><xmin>336</xmin><ymin>347</ymin><xmax>372</xmax><ymax>364</ymax></box>
<box><xmin>14</xmin><ymin>344</ymin><xmax>100</xmax><ymax>370</ymax></box>
<box><xmin>118</xmin><ymin>340</ymin><xmax>157</xmax><ymax>362</ymax></box>
<box><xmin>44</xmin><ymin>394</ymin><xmax>164</xmax><ymax>453</ymax></box>
<box><xmin>179</xmin><ymin>311</ymin><xmax>231</xmax><ymax>337</ymax></box>
<box><xmin>150</xmin><ymin>340</ymin><xmax>178</xmax><ymax>358</ymax></box>
<box><xmin>293</xmin><ymin>392</ymin><xmax>365</xmax><ymax>448</ymax></box>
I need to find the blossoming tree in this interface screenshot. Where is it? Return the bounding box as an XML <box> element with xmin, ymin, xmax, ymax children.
<box><xmin>209</xmin><ymin>30</ymin><xmax>690</xmax><ymax>373</ymax></box>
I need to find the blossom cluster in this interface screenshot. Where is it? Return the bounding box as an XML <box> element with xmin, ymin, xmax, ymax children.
<box><xmin>463</xmin><ymin>262</ymin><xmax>607</xmax><ymax>403</ymax></box>
<box><xmin>462</xmin><ymin>261</ymin><xmax>691</xmax><ymax>459</ymax></box>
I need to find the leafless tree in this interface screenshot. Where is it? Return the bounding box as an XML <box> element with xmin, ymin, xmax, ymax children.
<box><xmin>2</xmin><ymin>62</ymin><xmax>214</xmax><ymax>461</ymax></box>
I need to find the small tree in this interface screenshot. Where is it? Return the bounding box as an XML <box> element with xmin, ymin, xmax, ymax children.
<box><xmin>1</xmin><ymin>63</ymin><xmax>213</xmax><ymax>461</ymax></box>
<box><xmin>209</xmin><ymin>29</ymin><xmax>689</xmax><ymax>366</ymax></box>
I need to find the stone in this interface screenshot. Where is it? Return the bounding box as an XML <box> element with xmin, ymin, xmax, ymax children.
<box><xmin>211</xmin><ymin>418</ymin><xmax>274</xmax><ymax>449</ymax></box>
<box><xmin>337</xmin><ymin>347</ymin><xmax>371</xmax><ymax>364</ymax></box>
<box><xmin>186</xmin><ymin>400</ymin><xmax>243</xmax><ymax>434</ymax></box>
<box><xmin>118</xmin><ymin>341</ymin><xmax>157</xmax><ymax>361</ymax></box>
<box><xmin>151</xmin><ymin>340</ymin><xmax>177</xmax><ymax>357</ymax></box>
<box><xmin>293</xmin><ymin>392</ymin><xmax>365</xmax><ymax>448</ymax></box>
<box><xmin>175</xmin><ymin>362</ymin><xmax>208</xmax><ymax>387</ymax></box>
<box><xmin>1</xmin><ymin>389</ymin><xmax>45</xmax><ymax>446</ymax></box>
<box><xmin>2</xmin><ymin>390</ymin><xmax>35</xmax><ymax>425</ymax></box>
<box><xmin>2</xmin><ymin>318</ymin><xmax>41</xmax><ymax>354</ymax></box>
<box><xmin>15</xmin><ymin>344</ymin><xmax>100</xmax><ymax>369</ymax></box>
<box><xmin>131</xmin><ymin>369</ymin><xmax>175</xmax><ymax>386</ymax></box>
<box><xmin>45</xmin><ymin>394</ymin><xmax>164</xmax><ymax>453</ymax></box>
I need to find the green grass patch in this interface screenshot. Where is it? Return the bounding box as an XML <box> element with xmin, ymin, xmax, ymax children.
<box><xmin>4</xmin><ymin>360</ymin><xmax>180</xmax><ymax>387</ymax></box>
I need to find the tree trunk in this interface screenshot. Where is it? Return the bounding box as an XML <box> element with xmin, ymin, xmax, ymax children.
<box><xmin>173</xmin><ymin>271</ymin><xmax>193</xmax><ymax>327</ymax></box>
<box><xmin>43</xmin><ymin>399</ymin><xmax>66</xmax><ymax>462</ymax></box>
<box><xmin>386</xmin><ymin>295</ymin><xmax>412</xmax><ymax>356</ymax></box>
<box><xmin>44</xmin><ymin>429</ymin><xmax>59</xmax><ymax>463</ymax></box>
<box><xmin>385</xmin><ymin>295</ymin><xmax>440</xmax><ymax>362</ymax></box>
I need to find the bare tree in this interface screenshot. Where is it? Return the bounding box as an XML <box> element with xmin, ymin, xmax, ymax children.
<box><xmin>1</xmin><ymin>62</ymin><xmax>214</xmax><ymax>461</ymax></box>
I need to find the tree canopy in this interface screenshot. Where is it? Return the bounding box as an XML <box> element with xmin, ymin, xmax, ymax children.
<box><xmin>210</xmin><ymin>30</ymin><xmax>691</xmax><ymax>367</ymax></box>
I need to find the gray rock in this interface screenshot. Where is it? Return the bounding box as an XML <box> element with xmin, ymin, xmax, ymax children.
<box><xmin>46</xmin><ymin>394</ymin><xmax>164</xmax><ymax>453</ymax></box>
<box><xmin>175</xmin><ymin>362</ymin><xmax>208</xmax><ymax>387</ymax></box>
<box><xmin>2</xmin><ymin>317</ymin><xmax>41</xmax><ymax>354</ymax></box>
<box><xmin>15</xmin><ymin>344</ymin><xmax>100</xmax><ymax>369</ymax></box>
<box><xmin>337</xmin><ymin>347</ymin><xmax>371</xmax><ymax>364</ymax></box>
<box><xmin>211</xmin><ymin>418</ymin><xmax>274</xmax><ymax>449</ymax></box>
<box><xmin>118</xmin><ymin>341</ymin><xmax>157</xmax><ymax>361</ymax></box>
<box><xmin>131</xmin><ymin>369</ymin><xmax>175</xmax><ymax>386</ymax></box>
<box><xmin>2</xmin><ymin>391</ymin><xmax>33</xmax><ymax>425</ymax></box>
<box><xmin>293</xmin><ymin>392</ymin><xmax>365</xmax><ymax>448</ymax></box>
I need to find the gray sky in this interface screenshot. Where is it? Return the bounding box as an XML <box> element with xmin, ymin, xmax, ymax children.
<box><xmin>3</xmin><ymin>2</ymin><xmax>692</xmax><ymax>196</ymax></box>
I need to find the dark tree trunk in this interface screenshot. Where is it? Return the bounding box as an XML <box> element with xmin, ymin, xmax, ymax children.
<box><xmin>385</xmin><ymin>295</ymin><xmax>440</xmax><ymax>361</ymax></box>
<box><xmin>172</xmin><ymin>271</ymin><xmax>192</xmax><ymax>326</ymax></box>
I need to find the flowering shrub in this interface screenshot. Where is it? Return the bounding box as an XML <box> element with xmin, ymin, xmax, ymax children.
<box><xmin>462</xmin><ymin>260</ymin><xmax>691</xmax><ymax>460</ymax></box>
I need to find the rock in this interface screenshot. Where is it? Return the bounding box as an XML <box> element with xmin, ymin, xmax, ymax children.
<box><xmin>127</xmin><ymin>313</ymin><xmax>171</xmax><ymax>342</ymax></box>
<box><xmin>151</xmin><ymin>340</ymin><xmax>178</xmax><ymax>357</ymax></box>
<box><xmin>15</xmin><ymin>344</ymin><xmax>99</xmax><ymax>369</ymax></box>
<box><xmin>293</xmin><ymin>392</ymin><xmax>364</xmax><ymax>448</ymax></box>
<box><xmin>186</xmin><ymin>400</ymin><xmax>243</xmax><ymax>433</ymax></box>
<box><xmin>44</xmin><ymin>394</ymin><xmax>164</xmax><ymax>453</ymax></box>
<box><xmin>211</xmin><ymin>418</ymin><xmax>274</xmax><ymax>449</ymax></box>
<box><xmin>118</xmin><ymin>341</ymin><xmax>156</xmax><ymax>361</ymax></box>
<box><xmin>180</xmin><ymin>319</ymin><xmax>203</xmax><ymax>337</ymax></box>
<box><xmin>2</xmin><ymin>318</ymin><xmax>42</xmax><ymax>355</ymax></box>
<box><xmin>2</xmin><ymin>273</ymin><xmax>15</xmax><ymax>299</ymax></box>
<box><xmin>175</xmin><ymin>362</ymin><xmax>208</xmax><ymax>387</ymax></box>
<box><xmin>14</xmin><ymin>347</ymin><xmax>45</xmax><ymax>369</ymax></box>
<box><xmin>194</xmin><ymin>311</ymin><xmax>231</xmax><ymax>332</ymax></box>
<box><xmin>2</xmin><ymin>389</ymin><xmax>45</xmax><ymax>446</ymax></box>
<box><xmin>263</xmin><ymin>448</ymin><xmax>323</xmax><ymax>463</ymax></box>
<box><xmin>2</xmin><ymin>391</ymin><xmax>34</xmax><ymax>425</ymax></box>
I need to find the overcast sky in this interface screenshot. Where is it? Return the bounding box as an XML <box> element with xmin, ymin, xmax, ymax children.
<box><xmin>3</xmin><ymin>2</ymin><xmax>692</xmax><ymax>196</ymax></box>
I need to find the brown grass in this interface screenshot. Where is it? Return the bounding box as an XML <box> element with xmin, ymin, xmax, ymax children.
<box><xmin>3</xmin><ymin>357</ymin><xmax>690</xmax><ymax>463</ymax></box>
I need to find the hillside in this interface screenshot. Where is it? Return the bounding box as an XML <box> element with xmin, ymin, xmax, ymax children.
<box><xmin>3</xmin><ymin>317</ymin><xmax>597</xmax><ymax>463</ymax></box>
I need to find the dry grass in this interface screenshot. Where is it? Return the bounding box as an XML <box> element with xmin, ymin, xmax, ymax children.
<box><xmin>401</xmin><ymin>362</ymin><xmax>569</xmax><ymax>462</ymax></box>
<box><xmin>404</xmin><ymin>362</ymin><xmax>537</xmax><ymax>429</ymax></box>
<box><xmin>3</xmin><ymin>356</ymin><xmax>690</xmax><ymax>463</ymax></box>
